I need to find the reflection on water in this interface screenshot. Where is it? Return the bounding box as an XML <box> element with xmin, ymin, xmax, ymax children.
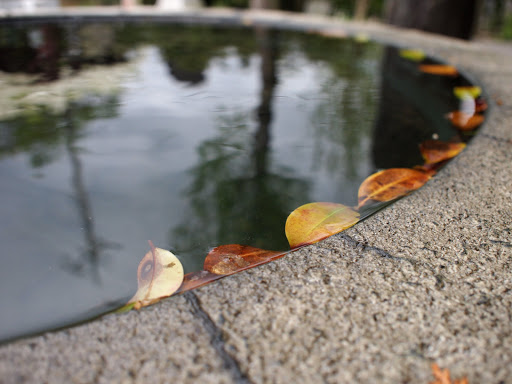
<box><xmin>0</xmin><ymin>21</ymin><xmax>463</xmax><ymax>342</ymax></box>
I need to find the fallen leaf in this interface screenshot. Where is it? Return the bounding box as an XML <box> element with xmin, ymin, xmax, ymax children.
<box><xmin>204</xmin><ymin>244</ymin><xmax>287</xmax><ymax>275</ymax></box>
<box><xmin>430</xmin><ymin>363</ymin><xmax>469</xmax><ymax>384</ymax></box>
<box><xmin>419</xmin><ymin>140</ymin><xmax>466</xmax><ymax>164</ymax></box>
<box><xmin>419</xmin><ymin>64</ymin><xmax>458</xmax><ymax>76</ymax></box>
<box><xmin>399</xmin><ymin>49</ymin><xmax>426</xmax><ymax>62</ymax></box>
<box><xmin>174</xmin><ymin>270</ymin><xmax>222</xmax><ymax>294</ymax></box>
<box><xmin>285</xmin><ymin>202</ymin><xmax>360</xmax><ymax>249</ymax></box>
<box><xmin>475</xmin><ymin>98</ymin><xmax>488</xmax><ymax>113</ymax></box>
<box><xmin>453</xmin><ymin>85</ymin><xmax>482</xmax><ymax>99</ymax></box>
<box><xmin>128</xmin><ymin>241</ymin><xmax>184</xmax><ymax>309</ymax></box>
<box><xmin>446</xmin><ymin>111</ymin><xmax>484</xmax><ymax>131</ymax></box>
<box><xmin>358</xmin><ymin>168</ymin><xmax>432</xmax><ymax>208</ymax></box>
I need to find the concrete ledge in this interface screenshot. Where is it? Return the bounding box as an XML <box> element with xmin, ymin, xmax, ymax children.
<box><xmin>0</xmin><ymin>9</ymin><xmax>511</xmax><ymax>384</ymax></box>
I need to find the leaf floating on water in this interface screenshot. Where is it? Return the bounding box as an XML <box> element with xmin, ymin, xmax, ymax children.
<box><xmin>128</xmin><ymin>240</ymin><xmax>184</xmax><ymax>309</ymax></box>
<box><xmin>174</xmin><ymin>270</ymin><xmax>222</xmax><ymax>294</ymax></box>
<box><xmin>419</xmin><ymin>64</ymin><xmax>458</xmax><ymax>76</ymax></box>
<box><xmin>453</xmin><ymin>85</ymin><xmax>482</xmax><ymax>99</ymax></box>
<box><xmin>285</xmin><ymin>202</ymin><xmax>360</xmax><ymax>249</ymax></box>
<box><xmin>399</xmin><ymin>49</ymin><xmax>426</xmax><ymax>62</ymax></box>
<box><xmin>419</xmin><ymin>140</ymin><xmax>466</xmax><ymax>165</ymax></box>
<box><xmin>446</xmin><ymin>111</ymin><xmax>484</xmax><ymax>131</ymax></box>
<box><xmin>430</xmin><ymin>363</ymin><xmax>469</xmax><ymax>384</ymax></box>
<box><xmin>475</xmin><ymin>98</ymin><xmax>488</xmax><ymax>113</ymax></box>
<box><xmin>358</xmin><ymin>168</ymin><xmax>432</xmax><ymax>208</ymax></box>
<box><xmin>204</xmin><ymin>244</ymin><xmax>287</xmax><ymax>275</ymax></box>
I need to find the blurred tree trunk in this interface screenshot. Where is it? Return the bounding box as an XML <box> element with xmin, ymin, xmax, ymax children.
<box><xmin>385</xmin><ymin>0</ymin><xmax>480</xmax><ymax>39</ymax></box>
<box><xmin>354</xmin><ymin>0</ymin><xmax>369</xmax><ymax>20</ymax></box>
<box><xmin>490</xmin><ymin>0</ymin><xmax>506</xmax><ymax>32</ymax></box>
<box><xmin>250</xmin><ymin>0</ymin><xmax>278</xmax><ymax>8</ymax></box>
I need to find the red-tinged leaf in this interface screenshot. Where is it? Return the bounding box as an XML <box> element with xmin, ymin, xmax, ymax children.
<box><xmin>419</xmin><ymin>64</ymin><xmax>458</xmax><ymax>76</ymax></box>
<box><xmin>419</xmin><ymin>140</ymin><xmax>466</xmax><ymax>164</ymax></box>
<box><xmin>413</xmin><ymin>163</ymin><xmax>441</xmax><ymax>174</ymax></box>
<box><xmin>204</xmin><ymin>244</ymin><xmax>287</xmax><ymax>275</ymax></box>
<box><xmin>174</xmin><ymin>270</ymin><xmax>222</xmax><ymax>294</ymax></box>
<box><xmin>475</xmin><ymin>98</ymin><xmax>488</xmax><ymax>113</ymax></box>
<box><xmin>127</xmin><ymin>241</ymin><xmax>184</xmax><ymax>309</ymax></box>
<box><xmin>285</xmin><ymin>202</ymin><xmax>360</xmax><ymax>249</ymax></box>
<box><xmin>446</xmin><ymin>111</ymin><xmax>484</xmax><ymax>131</ymax></box>
<box><xmin>358</xmin><ymin>168</ymin><xmax>432</xmax><ymax>208</ymax></box>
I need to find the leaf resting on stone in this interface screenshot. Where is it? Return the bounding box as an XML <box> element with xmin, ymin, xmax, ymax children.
<box><xmin>419</xmin><ymin>64</ymin><xmax>458</xmax><ymax>76</ymax></box>
<box><xmin>204</xmin><ymin>244</ymin><xmax>287</xmax><ymax>275</ymax></box>
<box><xmin>358</xmin><ymin>168</ymin><xmax>432</xmax><ymax>208</ymax></box>
<box><xmin>128</xmin><ymin>240</ymin><xmax>184</xmax><ymax>310</ymax></box>
<box><xmin>285</xmin><ymin>202</ymin><xmax>360</xmax><ymax>249</ymax></box>
<box><xmin>419</xmin><ymin>140</ymin><xmax>466</xmax><ymax>165</ymax></box>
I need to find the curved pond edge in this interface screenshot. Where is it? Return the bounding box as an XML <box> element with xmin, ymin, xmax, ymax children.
<box><xmin>1</xmin><ymin>8</ymin><xmax>511</xmax><ymax>384</ymax></box>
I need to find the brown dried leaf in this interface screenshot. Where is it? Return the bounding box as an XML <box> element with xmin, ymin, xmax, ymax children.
<box><xmin>204</xmin><ymin>244</ymin><xmax>287</xmax><ymax>275</ymax></box>
<box><xmin>174</xmin><ymin>270</ymin><xmax>221</xmax><ymax>294</ymax></box>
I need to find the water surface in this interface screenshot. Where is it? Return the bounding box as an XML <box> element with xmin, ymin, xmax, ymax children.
<box><xmin>0</xmin><ymin>21</ymin><xmax>474</xmax><ymax>342</ymax></box>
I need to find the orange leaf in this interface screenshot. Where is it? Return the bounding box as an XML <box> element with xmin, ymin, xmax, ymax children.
<box><xmin>285</xmin><ymin>202</ymin><xmax>360</xmax><ymax>249</ymax></box>
<box><xmin>419</xmin><ymin>64</ymin><xmax>458</xmax><ymax>76</ymax></box>
<box><xmin>430</xmin><ymin>363</ymin><xmax>469</xmax><ymax>384</ymax></box>
<box><xmin>204</xmin><ymin>244</ymin><xmax>287</xmax><ymax>275</ymax></box>
<box><xmin>174</xmin><ymin>270</ymin><xmax>222</xmax><ymax>294</ymax></box>
<box><xmin>419</xmin><ymin>140</ymin><xmax>466</xmax><ymax>164</ymax></box>
<box><xmin>128</xmin><ymin>241</ymin><xmax>184</xmax><ymax>309</ymax></box>
<box><xmin>446</xmin><ymin>111</ymin><xmax>484</xmax><ymax>131</ymax></box>
<box><xmin>358</xmin><ymin>168</ymin><xmax>432</xmax><ymax>208</ymax></box>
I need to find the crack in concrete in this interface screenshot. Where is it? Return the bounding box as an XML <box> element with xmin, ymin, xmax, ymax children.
<box><xmin>339</xmin><ymin>232</ymin><xmax>418</xmax><ymax>265</ymax></box>
<box><xmin>489</xmin><ymin>239</ymin><xmax>512</xmax><ymax>248</ymax></box>
<box><xmin>184</xmin><ymin>292</ymin><xmax>252</xmax><ymax>384</ymax></box>
<box><xmin>339</xmin><ymin>232</ymin><xmax>448</xmax><ymax>289</ymax></box>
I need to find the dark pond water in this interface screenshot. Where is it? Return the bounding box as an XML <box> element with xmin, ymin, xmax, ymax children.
<box><xmin>0</xmin><ymin>21</ymin><xmax>476</xmax><ymax>342</ymax></box>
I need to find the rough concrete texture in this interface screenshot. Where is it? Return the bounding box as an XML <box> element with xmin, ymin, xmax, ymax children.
<box><xmin>0</xmin><ymin>8</ymin><xmax>511</xmax><ymax>384</ymax></box>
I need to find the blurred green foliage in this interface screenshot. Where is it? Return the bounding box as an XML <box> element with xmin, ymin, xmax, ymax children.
<box><xmin>330</xmin><ymin>0</ymin><xmax>384</xmax><ymax>17</ymax></box>
<box><xmin>502</xmin><ymin>15</ymin><xmax>512</xmax><ymax>39</ymax></box>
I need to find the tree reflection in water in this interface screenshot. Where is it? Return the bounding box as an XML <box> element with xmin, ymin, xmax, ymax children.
<box><xmin>171</xmin><ymin>29</ymin><xmax>310</xmax><ymax>272</ymax></box>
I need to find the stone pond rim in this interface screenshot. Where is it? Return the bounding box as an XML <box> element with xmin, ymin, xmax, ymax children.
<box><xmin>0</xmin><ymin>8</ymin><xmax>511</xmax><ymax>384</ymax></box>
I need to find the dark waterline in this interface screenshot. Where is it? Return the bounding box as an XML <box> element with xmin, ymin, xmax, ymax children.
<box><xmin>0</xmin><ymin>21</ymin><xmax>476</xmax><ymax>342</ymax></box>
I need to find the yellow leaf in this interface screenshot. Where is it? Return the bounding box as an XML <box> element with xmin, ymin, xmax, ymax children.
<box><xmin>453</xmin><ymin>86</ymin><xmax>482</xmax><ymax>99</ymax></box>
<box><xmin>128</xmin><ymin>241</ymin><xmax>184</xmax><ymax>309</ymax></box>
<box><xmin>285</xmin><ymin>202</ymin><xmax>360</xmax><ymax>249</ymax></box>
<box><xmin>399</xmin><ymin>49</ymin><xmax>426</xmax><ymax>62</ymax></box>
